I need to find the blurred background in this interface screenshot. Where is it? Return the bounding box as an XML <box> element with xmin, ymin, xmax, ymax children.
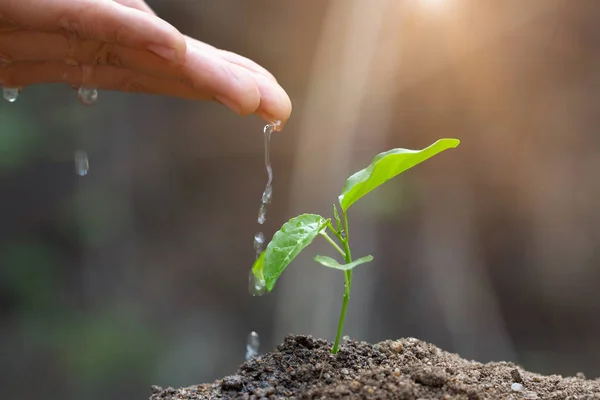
<box><xmin>2</xmin><ymin>0</ymin><xmax>600</xmax><ymax>398</ymax></box>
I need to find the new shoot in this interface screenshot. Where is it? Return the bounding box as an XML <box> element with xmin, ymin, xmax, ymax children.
<box><xmin>251</xmin><ymin>138</ymin><xmax>460</xmax><ymax>354</ymax></box>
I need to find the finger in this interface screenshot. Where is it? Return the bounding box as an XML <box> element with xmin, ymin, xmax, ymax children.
<box><xmin>0</xmin><ymin>61</ymin><xmax>213</xmax><ymax>100</ymax></box>
<box><xmin>253</xmin><ymin>73</ymin><xmax>292</xmax><ymax>126</ymax></box>
<box><xmin>113</xmin><ymin>0</ymin><xmax>156</xmax><ymax>15</ymax></box>
<box><xmin>184</xmin><ymin>37</ymin><xmax>277</xmax><ymax>81</ymax></box>
<box><xmin>4</xmin><ymin>0</ymin><xmax>185</xmax><ymax>63</ymax></box>
<box><xmin>0</xmin><ymin>60</ymin><xmax>291</xmax><ymax>124</ymax></box>
<box><xmin>0</xmin><ymin>30</ymin><xmax>276</xmax><ymax>86</ymax></box>
<box><xmin>111</xmin><ymin>0</ymin><xmax>273</xmax><ymax>83</ymax></box>
<box><xmin>0</xmin><ymin>28</ymin><xmax>292</xmax><ymax>123</ymax></box>
<box><xmin>0</xmin><ymin>31</ymin><xmax>262</xmax><ymax>115</ymax></box>
<box><xmin>0</xmin><ymin>61</ymin><xmax>262</xmax><ymax>115</ymax></box>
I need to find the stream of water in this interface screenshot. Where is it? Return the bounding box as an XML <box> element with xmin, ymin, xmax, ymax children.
<box><xmin>249</xmin><ymin>120</ymin><xmax>281</xmax><ymax>296</ymax></box>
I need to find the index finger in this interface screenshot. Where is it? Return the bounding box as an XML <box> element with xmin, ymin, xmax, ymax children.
<box><xmin>3</xmin><ymin>0</ymin><xmax>186</xmax><ymax>62</ymax></box>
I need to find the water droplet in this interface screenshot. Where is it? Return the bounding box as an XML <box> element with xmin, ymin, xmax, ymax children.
<box><xmin>77</xmin><ymin>87</ymin><xmax>98</xmax><ymax>106</ymax></box>
<box><xmin>253</xmin><ymin>232</ymin><xmax>265</xmax><ymax>252</ymax></box>
<box><xmin>257</xmin><ymin>203</ymin><xmax>267</xmax><ymax>225</ymax></box>
<box><xmin>3</xmin><ymin>87</ymin><xmax>19</xmax><ymax>102</ymax></box>
<box><xmin>261</xmin><ymin>185</ymin><xmax>272</xmax><ymax>204</ymax></box>
<box><xmin>248</xmin><ymin>270</ymin><xmax>266</xmax><ymax>297</ymax></box>
<box><xmin>245</xmin><ymin>331</ymin><xmax>260</xmax><ymax>360</ymax></box>
<box><xmin>74</xmin><ymin>150</ymin><xmax>89</xmax><ymax>176</ymax></box>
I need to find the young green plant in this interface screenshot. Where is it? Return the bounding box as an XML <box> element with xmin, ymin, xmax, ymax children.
<box><xmin>250</xmin><ymin>138</ymin><xmax>460</xmax><ymax>354</ymax></box>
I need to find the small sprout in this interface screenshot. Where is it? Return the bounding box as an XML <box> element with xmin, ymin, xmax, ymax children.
<box><xmin>249</xmin><ymin>138</ymin><xmax>460</xmax><ymax>353</ymax></box>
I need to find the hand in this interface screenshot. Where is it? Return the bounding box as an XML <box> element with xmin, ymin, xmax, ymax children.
<box><xmin>0</xmin><ymin>0</ymin><xmax>292</xmax><ymax>126</ymax></box>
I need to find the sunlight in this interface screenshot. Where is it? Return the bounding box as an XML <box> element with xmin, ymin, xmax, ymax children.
<box><xmin>420</xmin><ymin>0</ymin><xmax>449</xmax><ymax>11</ymax></box>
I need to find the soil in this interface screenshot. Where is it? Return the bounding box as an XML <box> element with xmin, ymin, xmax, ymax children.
<box><xmin>149</xmin><ymin>334</ymin><xmax>600</xmax><ymax>399</ymax></box>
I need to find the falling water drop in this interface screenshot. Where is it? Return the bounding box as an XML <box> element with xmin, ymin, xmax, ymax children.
<box><xmin>3</xmin><ymin>87</ymin><xmax>20</xmax><ymax>102</ymax></box>
<box><xmin>261</xmin><ymin>185</ymin><xmax>272</xmax><ymax>204</ymax></box>
<box><xmin>248</xmin><ymin>270</ymin><xmax>266</xmax><ymax>297</ymax></box>
<box><xmin>77</xmin><ymin>87</ymin><xmax>98</xmax><ymax>106</ymax></box>
<box><xmin>257</xmin><ymin>203</ymin><xmax>267</xmax><ymax>225</ymax></box>
<box><xmin>74</xmin><ymin>150</ymin><xmax>89</xmax><ymax>176</ymax></box>
<box><xmin>245</xmin><ymin>331</ymin><xmax>260</xmax><ymax>360</ymax></box>
<box><xmin>253</xmin><ymin>232</ymin><xmax>265</xmax><ymax>253</ymax></box>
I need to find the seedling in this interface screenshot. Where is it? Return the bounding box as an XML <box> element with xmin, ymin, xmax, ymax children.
<box><xmin>251</xmin><ymin>138</ymin><xmax>460</xmax><ymax>354</ymax></box>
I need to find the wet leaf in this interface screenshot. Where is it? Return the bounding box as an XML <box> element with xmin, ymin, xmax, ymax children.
<box><xmin>254</xmin><ymin>214</ymin><xmax>328</xmax><ymax>291</ymax></box>
<box><xmin>338</xmin><ymin>138</ymin><xmax>460</xmax><ymax>211</ymax></box>
<box><xmin>314</xmin><ymin>255</ymin><xmax>374</xmax><ymax>271</ymax></box>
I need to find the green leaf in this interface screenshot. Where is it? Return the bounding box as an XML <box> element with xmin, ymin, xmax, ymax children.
<box><xmin>333</xmin><ymin>203</ymin><xmax>342</xmax><ymax>233</ymax></box>
<box><xmin>338</xmin><ymin>138</ymin><xmax>460</xmax><ymax>211</ymax></box>
<box><xmin>257</xmin><ymin>214</ymin><xmax>328</xmax><ymax>292</ymax></box>
<box><xmin>314</xmin><ymin>255</ymin><xmax>374</xmax><ymax>271</ymax></box>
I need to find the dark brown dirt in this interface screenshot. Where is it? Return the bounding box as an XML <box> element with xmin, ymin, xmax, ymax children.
<box><xmin>149</xmin><ymin>334</ymin><xmax>600</xmax><ymax>399</ymax></box>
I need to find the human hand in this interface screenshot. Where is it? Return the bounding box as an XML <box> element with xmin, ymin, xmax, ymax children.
<box><xmin>0</xmin><ymin>0</ymin><xmax>292</xmax><ymax>127</ymax></box>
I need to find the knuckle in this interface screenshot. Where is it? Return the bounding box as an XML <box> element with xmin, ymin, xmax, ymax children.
<box><xmin>112</xmin><ymin>24</ymin><xmax>133</xmax><ymax>47</ymax></box>
<box><xmin>57</xmin><ymin>14</ymin><xmax>84</xmax><ymax>40</ymax></box>
<box><xmin>179</xmin><ymin>77</ymin><xmax>194</xmax><ymax>87</ymax></box>
<box><xmin>91</xmin><ymin>42</ymin><xmax>123</xmax><ymax>68</ymax></box>
<box><xmin>58</xmin><ymin>3</ymin><xmax>104</xmax><ymax>41</ymax></box>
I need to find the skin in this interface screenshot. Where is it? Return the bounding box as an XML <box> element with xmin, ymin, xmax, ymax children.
<box><xmin>0</xmin><ymin>0</ymin><xmax>292</xmax><ymax>128</ymax></box>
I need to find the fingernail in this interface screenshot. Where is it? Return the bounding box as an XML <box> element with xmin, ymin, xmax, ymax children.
<box><xmin>148</xmin><ymin>45</ymin><xmax>178</xmax><ymax>63</ymax></box>
<box><xmin>216</xmin><ymin>95</ymin><xmax>242</xmax><ymax>115</ymax></box>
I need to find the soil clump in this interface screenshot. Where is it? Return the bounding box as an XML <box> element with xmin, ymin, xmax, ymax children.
<box><xmin>150</xmin><ymin>334</ymin><xmax>600</xmax><ymax>399</ymax></box>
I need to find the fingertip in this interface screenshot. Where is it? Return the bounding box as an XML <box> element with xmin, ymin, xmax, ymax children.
<box><xmin>252</xmin><ymin>73</ymin><xmax>292</xmax><ymax>128</ymax></box>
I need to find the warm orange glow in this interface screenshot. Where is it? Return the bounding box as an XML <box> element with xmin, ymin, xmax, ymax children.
<box><xmin>420</xmin><ymin>0</ymin><xmax>448</xmax><ymax>10</ymax></box>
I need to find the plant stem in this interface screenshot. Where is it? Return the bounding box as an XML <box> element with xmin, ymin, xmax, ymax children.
<box><xmin>320</xmin><ymin>230</ymin><xmax>345</xmax><ymax>258</ymax></box>
<box><xmin>327</xmin><ymin>221</ymin><xmax>344</xmax><ymax>243</ymax></box>
<box><xmin>331</xmin><ymin>210</ymin><xmax>353</xmax><ymax>354</ymax></box>
<box><xmin>342</xmin><ymin>210</ymin><xmax>352</xmax><ymax>262</ymax></box>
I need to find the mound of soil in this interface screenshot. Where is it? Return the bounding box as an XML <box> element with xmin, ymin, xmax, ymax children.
<box><xmin>149</xmin><ymin>334</ymin><xmax>600</xmax><ymax>399</ymax></box>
